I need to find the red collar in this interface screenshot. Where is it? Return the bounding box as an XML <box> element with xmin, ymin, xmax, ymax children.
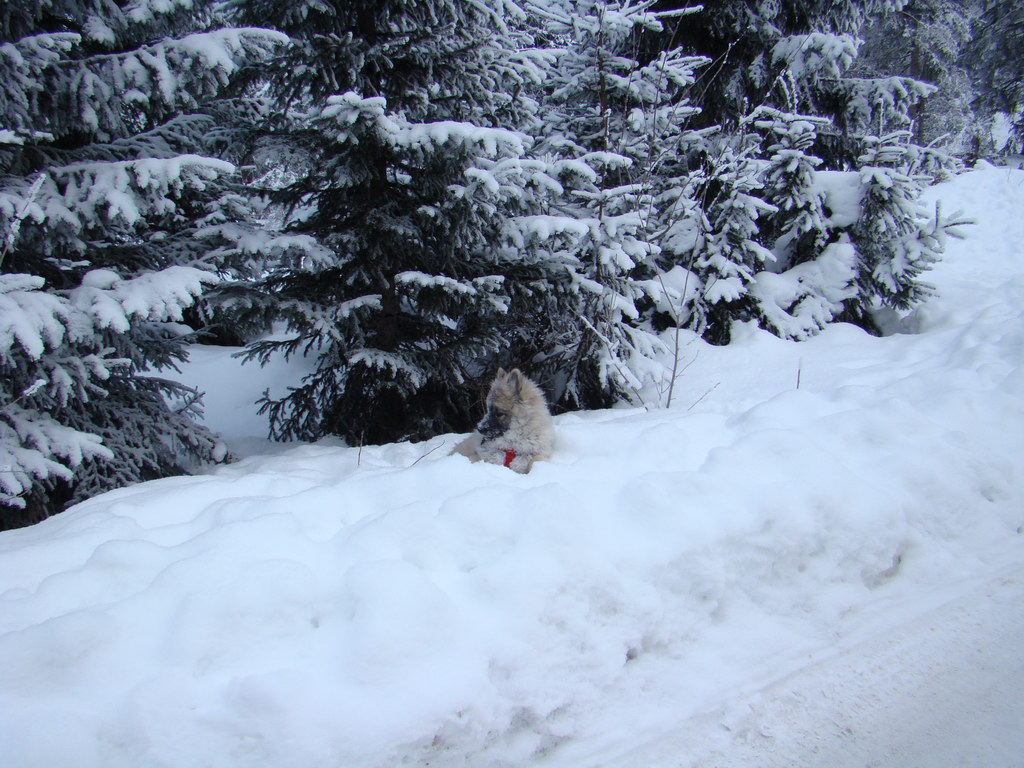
<box><xmin>503</xmin><ymin>449</ymin><xmax>517</xmax><ymax>468</ymax></box>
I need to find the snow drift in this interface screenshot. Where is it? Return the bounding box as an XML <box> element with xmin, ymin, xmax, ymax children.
<box><xmin>1</xmin><ymin>166</ymin><xmax>1023</xmax><ymax>767</ymax></box>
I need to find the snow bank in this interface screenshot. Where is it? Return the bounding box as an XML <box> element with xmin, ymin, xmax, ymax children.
<box><xmin>1</xmin><ymin>166</ymin><xmax>1023</xmax><ymax>767</ymax></box>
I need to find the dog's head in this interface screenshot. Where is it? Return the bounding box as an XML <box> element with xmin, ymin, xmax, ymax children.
<box><xmin>477</xmin><ymin>368</ymin><xmax>529</xmax><ymax>441</ymax></box>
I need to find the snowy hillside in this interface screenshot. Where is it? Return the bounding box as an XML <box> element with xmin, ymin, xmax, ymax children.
<box><xmin>1</xmin><ymin>166</ymin><xmax>1023</xmax><ymax>767</ymax></box>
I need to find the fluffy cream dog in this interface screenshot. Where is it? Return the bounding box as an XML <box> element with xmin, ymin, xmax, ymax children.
<box><xmin>453</xmin><ymin>368</ymin><xmax>554</xmax><ymax>474</ymax></box>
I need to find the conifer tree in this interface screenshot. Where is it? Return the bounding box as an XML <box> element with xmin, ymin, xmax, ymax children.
<box><xmin>0</xmin><ymin>0</ymin><xmax>285</xmax><ymax>525</ymax></box>
<box><xmin>220</xmin><ymin>0</ymin><xmax>556</xmax><ymax>444</ymax></box>
<box><xmin>963</xmin><ymin>0</ymin><xmax>1024</xmax><ymax>154</ymax></box>
<box><xmin>687</xmin><ymin>137</ymin><xmax>777</xmax><ymax>344</ymax></box>
<box><xmin>855</xmin><ymin>0</ymin><xmax>978</xmax><ymax>156</ymax></box>
<box><xmin>658</xmin><ymin>1</ymin><xmax>936</xmax><ymax>165</ymax></box>
<box><xmin>747</xmin><ymin>110</ymin><xmax>858</xmax><ymax>340</ymax></box>
<box><xmin>849</xmin><ymin>131</ymin><xmax>971</xmax><ymax>324</ymax></box>
<box><xmin>525</xmin><ymin>0</ymin><xmax>708</xmax><ymax>406</ymax></box>
<box><xmin>756</xmin><ymin>111</ymin><xmax>831</xmax><ymax>267</ymax></box>
<box><xmin>638</xmin><ymin>1</ymin><xmax>962</xmax><ymax>344</ymax></box>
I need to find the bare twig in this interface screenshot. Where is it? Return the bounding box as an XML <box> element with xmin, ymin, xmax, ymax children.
<box><xmin>408</xmin><ymin>440</ymin><xmax>446</xmax><ymax>468</ymax></box>
<box><xmin>687</xmin><ymin>382</ymin><xmax>719</xmax><ymax>411</ymax></box>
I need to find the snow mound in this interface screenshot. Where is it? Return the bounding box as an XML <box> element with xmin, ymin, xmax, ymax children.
<box><xmin>1</xmin><ymin>167</ymin><xmax>1023</xmax><ymax>767</ymax></box>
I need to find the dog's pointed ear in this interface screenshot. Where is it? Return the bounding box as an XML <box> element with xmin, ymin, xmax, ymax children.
<box><xmin>495</xmin><ymin>367</ymin><xmax>507</xmax><ymax>379</ymax></box>
<box><xmin>508</xmin><ymin>368</ymin><xmax>524</xmax><ymax>397</ymax></box>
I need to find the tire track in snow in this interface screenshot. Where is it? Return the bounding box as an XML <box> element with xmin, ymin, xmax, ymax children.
<box><xmin>552</xmin><ymin>561</ymin><xmax>1024</xmax><ymax>768</ymax></box>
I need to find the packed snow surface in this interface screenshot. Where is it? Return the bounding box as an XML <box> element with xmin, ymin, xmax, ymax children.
<box><xmin>2</xmin><ymin>166</ymin><xmax>1023</xmax><ymax>767</ymax></box>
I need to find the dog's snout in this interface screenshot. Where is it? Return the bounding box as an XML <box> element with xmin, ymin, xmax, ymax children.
<box><xmin>478</xmin><ymin>409</ymin><xmax>509</xmax><ymax>440</ymax></box>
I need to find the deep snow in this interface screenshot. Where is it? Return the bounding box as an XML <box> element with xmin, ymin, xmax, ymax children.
<box><xmin>1</xmin><ymin>165</ymin><xmax>1023</xmax><ymax>767</ymax></box>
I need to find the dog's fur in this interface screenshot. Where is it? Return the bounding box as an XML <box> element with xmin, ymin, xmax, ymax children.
<box><xmin>453</xmin><ymin>368</ymin><xmax>554</xmax><ymax>474</ymax></box>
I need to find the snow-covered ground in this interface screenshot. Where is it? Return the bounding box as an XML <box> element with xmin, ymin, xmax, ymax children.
<box><xmin>1</xmin><ymin>165</ymin><xmax>1023</xmax><ymax>767</ymax></box>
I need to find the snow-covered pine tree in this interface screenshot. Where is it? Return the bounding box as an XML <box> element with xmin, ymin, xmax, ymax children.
<box><xmin>768</xmin><ymin>30</ymin><xmax>934</xmax><ymax>168</ymax></box>
<box><xmin>747</xmin><ymin>108</ymin><xmax>857</xmax><ymax>340</ymax></box>
<box><xmin>750</xmin><ymin>14</ymin><xmax>970</xmax><ymax>334</ymax></box>
<box><xmin>220</xmin><ymin>0</ymin><xmax>555</xmax><ymax>445</ymax></box>
<box><xmin>962</xmin><ymin>0</ymin><xmax>1024</xmax><ymax>155</ymax></box>
<box><xmin>0</xmin><ymin>1</ymin><xmax>285</xmax><ymax>526</ymax></box>
<box><xmin>685</xmin><ymin>137</ymin><xmax>777</xmax><ymax>345</ymax></box>
<box><xmin>855</xmin><ymin>0</ymin><xmax>979</xmax><ymax>158</ymax></box>
<box><xmin>525</xmin><ymin>0</ymin><xmax>709</xmax><ymax>406</ymax></box>
<box><xmin>755</xmin><ymin>109</ymin><xmax>832</xmax><ymax>269</ymax></box>
<box><xmin>631</xmin><ymin>1</ymin><xmax>962</xmax><ymax>344</ymax></box>
<box><xmin>658</xmin><ymin>2</ymin><xmax>940</xmax><ymax>166</ymax></box>
<box><xmin>848</xmin><ymin>131</ymin><xmax>971</xmax><ymax>325</ymax></box>
<box><xmin>664</xmin><ymin>1</ymin><xmax>882</xmax><ymax>124</ymax></box>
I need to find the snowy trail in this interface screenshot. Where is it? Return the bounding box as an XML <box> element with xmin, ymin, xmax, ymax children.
<box><xmin>770</xmin><ymin>568</ymin><xmax>1024</xmax><ymax>768</ymax></box>
<box><xmin>549</xmin><ymin>560</ymin><xmax>1024</xmax><ymax>768</ymax></box>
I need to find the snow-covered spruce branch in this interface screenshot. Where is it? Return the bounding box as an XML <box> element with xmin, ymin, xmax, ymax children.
<box><xmin>51</xmin><ymin>27</ymin><xmax>290</xmax><ymax>89</ymax></box>
<box><xmin>49</xmin><ymin>155</ymin><xmax>236</xmax><ymax>226</ymax></box>
<box><xmin>0</xmin><ymin>405</ymin><xmax>113</xmax><ymax>510</ymax></box>
<box><xmin>66</xmin><ymin>266</ymin><xmax>219</xmax><ymax>333</ymax></box>
<box><xmin>1</xmin><ymin>154</ymin><xmax>243</xmax><ymax>259</ymax></box>
<box><xmin>0</xmin><ymin>274</ymin><xmax>73</xmax><ymax>363</ymax></box>
<box><xmin>0</xmin><ymin>173</ymin><xmax>46</xmax><ymax>270</ymax></box>
<box><xmin>572</xmin><ymin>310</ymin><xmax>650</xmax><ymax>409</ymax></box>
<box><xmin>319</xmin><ymin>92</ymin><xmax>529</xmax><ymax>157</ymax></box>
